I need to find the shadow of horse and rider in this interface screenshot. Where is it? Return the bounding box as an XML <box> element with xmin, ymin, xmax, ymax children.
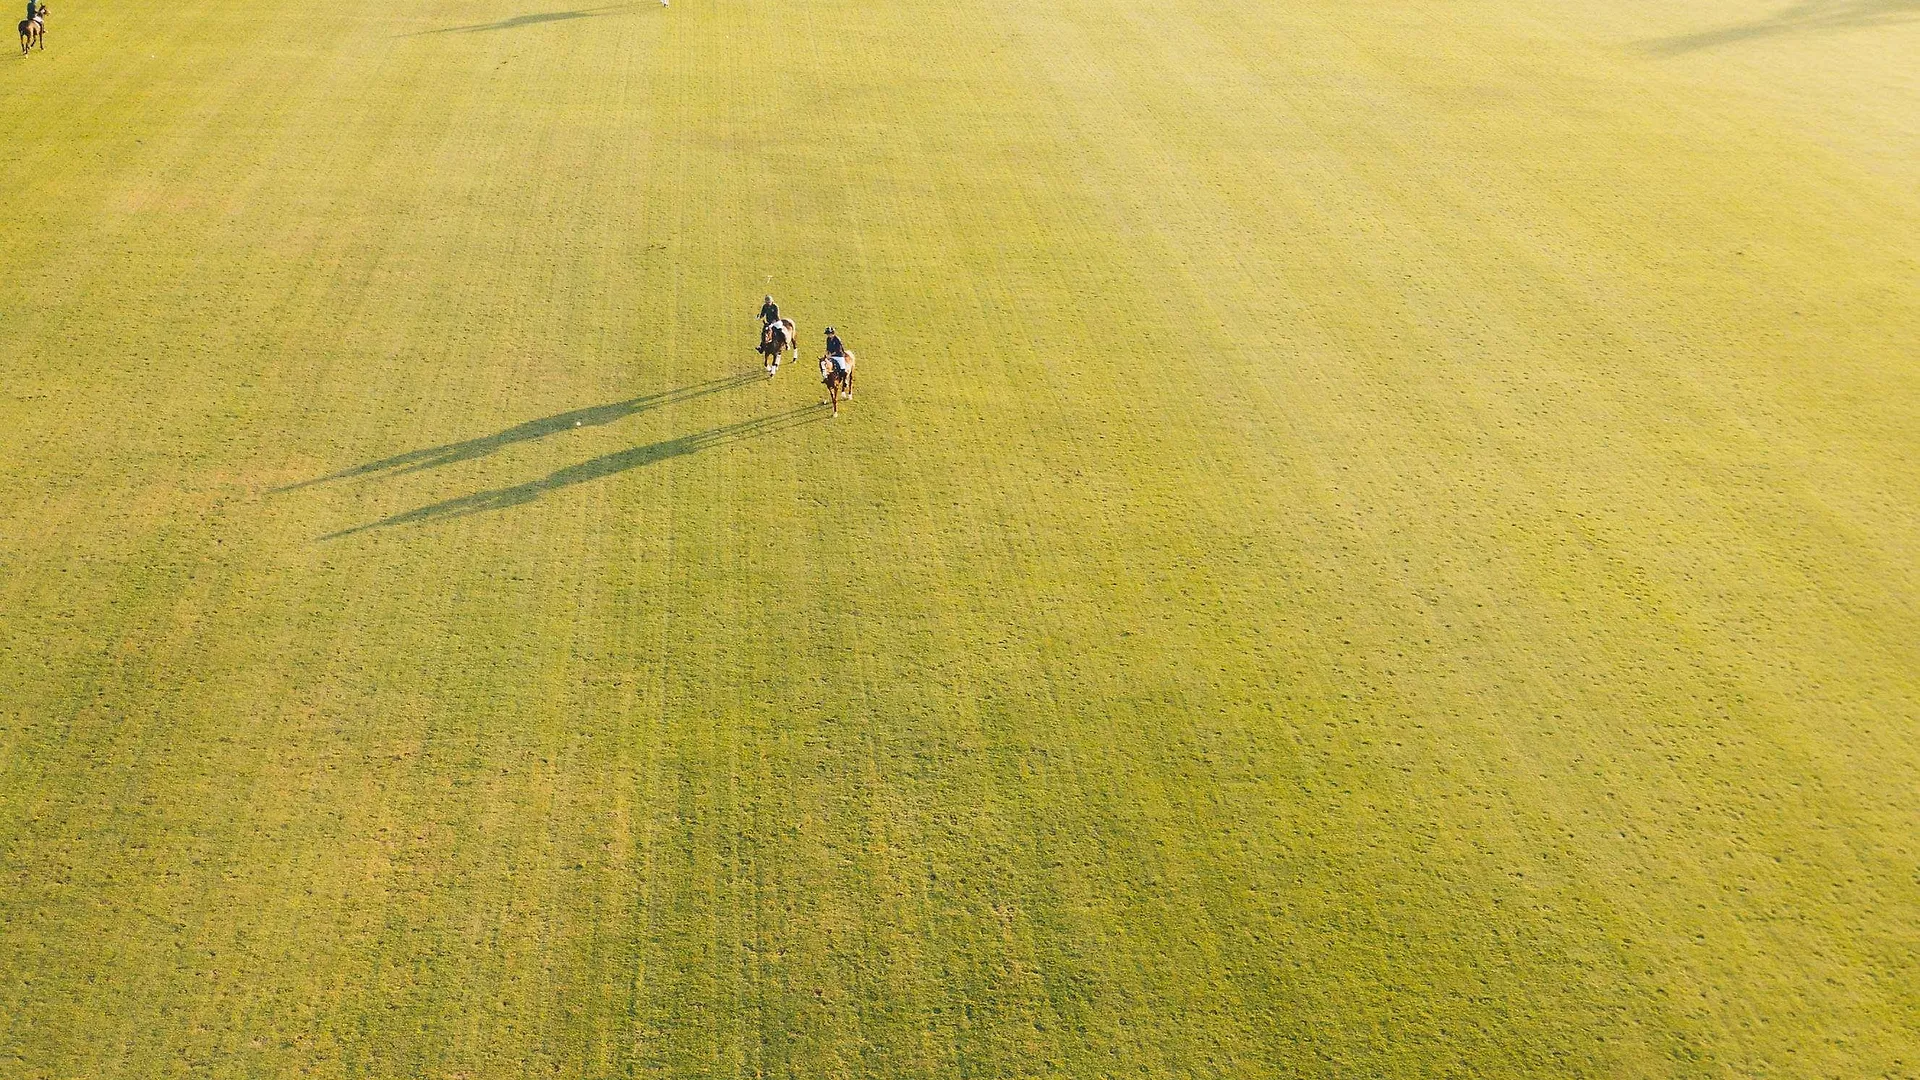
<box><xmin>289</xmin><ymin>358</ymin><xmax>843</xmax><ymax>536</ymax></box>
<box><xmin>1643</xmin><ymin>0</ymin><xmax>1920</xmax><ymax>53</ymax></box>
<box><xmin>319</xmin><ymin>402</ymin><xmax>824</xmax><ymax>538</ymax></box>
<box><xmin>401</xmin><ymin>1</ymin><xmax>631</xmax><ymax>36</ymax></box>
<box><xmin>276</xmin><ymin>373</ymin><xmax>761</xmax><ymax>494</ymax></box>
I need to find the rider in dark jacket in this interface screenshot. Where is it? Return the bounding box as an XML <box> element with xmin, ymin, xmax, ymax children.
<box><xmin>759</xmin><ymin>296</ymin><xmax>780</xmax><ymax>345</ymax></box>
<box><xmin>824</xmin><ymin>328</ymin><xmax>845</xmax><ymax>362</ymax></box>
<box><xmin>26</xmin><ymin>0</ymin><xmax>38</xmax><ymax>22</ymax></box>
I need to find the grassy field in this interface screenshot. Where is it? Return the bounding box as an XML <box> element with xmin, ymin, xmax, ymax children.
<box><xmin>3</xmin><ymin>0</ymin><xmax>1918</xmax><ymax>1075</ymax></box>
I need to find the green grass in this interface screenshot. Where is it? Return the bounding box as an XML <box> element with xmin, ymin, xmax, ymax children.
<box><xmin>3</xmin><ymin>0</ymin><xmax>1918</xmax><ymax>1075</ymax></box>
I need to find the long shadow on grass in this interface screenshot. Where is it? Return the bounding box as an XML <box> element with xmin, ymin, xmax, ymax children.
<box><xmin>405</xmin><ymin>3</ymin><xmax>629</xmax><ymax>34</ymax></box>
<box><xmin>323</xmin><ymin>406</ymin><xmax>825</xmax><ymax>538</ymax></box>
<box><xmin>277</xmin><ymin>373</ymin><xmax>760</xmax><ymax>493</ymax></box>
<box><xmin>1644</xmin><ymin>0</ymin><xmax>1920</xmax><ymax>53</ymax></box>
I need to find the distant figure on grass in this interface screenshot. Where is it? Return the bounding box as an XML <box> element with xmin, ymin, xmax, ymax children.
<box><xmin>19</xmin><ymin>0</ymin><xmax>44</xmax><ymax>54</ymax></box>
<box><xmin>820</xmin><ymin>326</ymin><xmax>856</xmax><ymax>416</ymax></box>
<box><xmin>759</xmin><ymin>317</ymin><xmax>796</xmax><ymax>378</ymax></box>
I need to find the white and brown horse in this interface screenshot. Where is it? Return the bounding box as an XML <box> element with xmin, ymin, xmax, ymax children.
<box><xmin>820</xmin><ymin>351</ymin><xmax>855</xmax><ymax>416</ymax></box>
<box><xmin>758</xmin><ymin>318</ymin><xmax>796</xmax><ymax>377</ymax></box>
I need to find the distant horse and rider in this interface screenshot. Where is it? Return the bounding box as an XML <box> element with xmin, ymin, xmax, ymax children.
<box><xmin>757</xmin><ymin>295</ymin><xmax>798</xmax><ymax>377</ymax></box>
<box><xmin>18</xmin><ymin>0</ymin><xmax>45</xmax><ymax>54</ymax></box>
<box><xmin>758</xmin><ymin>317</ymin><xmax>797</xmax><ymax>376</ymax></box>
<box><xmin>820</xmin><ymin>326</ymin><xmax>855</xmax><ymax>416</ymax></box>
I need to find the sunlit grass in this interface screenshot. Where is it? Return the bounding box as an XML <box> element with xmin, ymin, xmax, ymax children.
<box><xmin>1</xmin><ymin>0</ymin><xmax>1916</xmax><ymax>1075</ymax></box>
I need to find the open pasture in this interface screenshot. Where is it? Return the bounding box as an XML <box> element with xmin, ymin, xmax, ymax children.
<box><xmin>2</xmin><ymin>0</ymin><xmax>1917</xmax><ymax>1075</ymax></box>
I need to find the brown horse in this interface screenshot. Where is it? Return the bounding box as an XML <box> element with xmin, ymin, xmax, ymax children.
<box><xmin>758</xmin><ymin>318</ymin><xmax>796</xmax><ymax>377</ymax></box>
<box><xmin>19</xmin><ymin>5</ymin><xmax>45</xmax><ymax>54</ymax></box>
<box><xmin>820</xmin><ymin>351</ymin><xmax>855</xmax><ymax>416</ymax></box>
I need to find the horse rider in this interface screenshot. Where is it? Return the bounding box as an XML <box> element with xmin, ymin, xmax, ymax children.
<box><xmin>758</xmin><ymin>295</ymin><xmax>780</xmax><ymax>345</ymax></box>
<box><xmin>823</xmin><ymin>326</ymin><xmax>850</xmax><ymax>376</ymax></box>
<box><xmin>25</xmin><ymin>0</ymin><xmax>40</xmax><ymax>27</ymax></box>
